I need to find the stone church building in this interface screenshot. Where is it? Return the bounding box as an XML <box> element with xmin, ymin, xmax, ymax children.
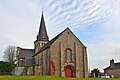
<box><xmin>17</xmin><ymin>12</ymin><xmax>88</xmax><ymax>78</ymax></box>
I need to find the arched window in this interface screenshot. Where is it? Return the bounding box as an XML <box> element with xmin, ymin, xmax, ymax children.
<box><xmin>42</xmin><ymin>43</ymin><xmax>44</xmax><ymax>46</ymax></box>
<box><xmin>66</xmin><ymin>48</ymin><xmax>72</xmax><ymax>62</ymax></box>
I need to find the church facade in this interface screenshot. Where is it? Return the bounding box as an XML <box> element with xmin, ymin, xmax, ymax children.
<box><xmin>17</xmin><ymin>12</ymin><xmax>88</xmax><ymax>78</ymax></box>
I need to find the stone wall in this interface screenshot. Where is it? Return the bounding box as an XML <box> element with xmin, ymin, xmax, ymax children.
<box><xmin>17</xmin><ymin>47</ymin><xmax>34</xmax><ymax>67</ymax></box>
<box><xmin>50</xmin><ymin>29</ymin><xmax>88</xmax><ymax>78</ymax></box>
<box><xmin>34</xmin><ymin>48</ymin><xmax>50</xmax><ymax>75</ymax></box>
<box><xmin>34</xmin><ymin>40</ymin><xmax>48</xmax><ymax>54</ymax></box>
<box><xmin>104</xmin><ymin>69</ymin><xmax>120</xmax><ymax>78</ymax></box>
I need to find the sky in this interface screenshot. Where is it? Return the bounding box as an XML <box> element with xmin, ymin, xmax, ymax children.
<box><xmin>0</xmin><ymin>0</ymin><xmax>120</xmax><ymax>72</ymax></box>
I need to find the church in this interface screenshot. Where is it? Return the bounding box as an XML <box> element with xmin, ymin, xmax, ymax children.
<box><xmin>17</xmin><ymin>11</ymin><xmax>88</xmax><ymax>78</ymax></box>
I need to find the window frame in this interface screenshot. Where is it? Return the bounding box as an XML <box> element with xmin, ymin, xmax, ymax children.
<box><xmin>65</xmin><ymin>48</ymin><xmax>72</xmax><ymax>63</ymax></box>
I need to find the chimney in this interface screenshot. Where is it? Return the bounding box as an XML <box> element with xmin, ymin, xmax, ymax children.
<box><xmin>110</xmin><ymin>59</ymin><xmax>115</xmax><ymax>68</ymax></box>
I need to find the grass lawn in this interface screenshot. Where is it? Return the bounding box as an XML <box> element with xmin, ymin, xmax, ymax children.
<box><xmin>0</xmin><ymin>76</ymin><xmax>120</xmax><ymax>80</ymax></box>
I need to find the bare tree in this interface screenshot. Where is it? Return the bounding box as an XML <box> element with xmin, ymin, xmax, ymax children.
<box><xmin>3</xmin><ymin>45</ymin><xmax>16</xmax><ymax>63</ymax></box>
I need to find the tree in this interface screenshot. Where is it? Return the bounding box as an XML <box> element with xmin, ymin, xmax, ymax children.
<box><xmin>91</xmin><ymin>68</ymin><xmax>100</xmax><ymax>78</ymax></box>
<box><xmin>3</xmin><ymin>45</ymin><xmax>16</xmax><ymax>63</ymax></box>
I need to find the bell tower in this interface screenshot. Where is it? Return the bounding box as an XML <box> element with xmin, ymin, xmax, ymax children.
<box><xmin>34</xmin><ymin>11</ymin><xmax>49</xmax><ymax>54</ymax></box>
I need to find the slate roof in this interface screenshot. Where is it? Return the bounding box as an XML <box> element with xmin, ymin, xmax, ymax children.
<box><xmin>104</xmin><ymin>66</ymin><xmax>110</xmax><ymax>70</ymax></box>
<box><xmin>104</xmin><ymin>62</ymin><xmax>120</xmax><ymax>70</ymax></box>
<box><xmin>115</xmin><ymin>62</ymin><xmax>120</xmax><ymax>68</ymax></box>
<box><xmin>37</xmin><ymin>11</ymin><xmax>49</xmax><ymax>41</ymax></box>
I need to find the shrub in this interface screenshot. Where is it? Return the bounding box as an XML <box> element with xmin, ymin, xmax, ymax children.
<box><xmin>0</xmin><ymin>61</ymin><xmax>16</xmax><ymax>75</ymax></box>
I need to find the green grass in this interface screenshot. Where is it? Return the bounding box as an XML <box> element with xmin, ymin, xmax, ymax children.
<box><xmin>0</xmin><ymin>76</ymin><xmax>120</xmax><ymax>80</ymax></box>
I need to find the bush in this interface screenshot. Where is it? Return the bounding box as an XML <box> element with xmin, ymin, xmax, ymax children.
<box><xmin>0</xmin><ymin>61</ymin><xmax>16</xmax><ymax>75</ymax></box>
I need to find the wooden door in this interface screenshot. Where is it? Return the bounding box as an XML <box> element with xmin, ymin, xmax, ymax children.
<box><xmin>65</xmin><ymin>68</ymin><xmax>72</xmax><ymax>77</ymax></box>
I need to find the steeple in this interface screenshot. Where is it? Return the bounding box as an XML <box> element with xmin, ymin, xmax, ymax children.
<box><xmin>37</xmin><ymin>11</ymin><xmax>49</xmax><ymax>41</ymax></box>
<box><xmin>34</xmin><ymin>10</ymin><xmax>49</xmax><ymax>53</ymax></box>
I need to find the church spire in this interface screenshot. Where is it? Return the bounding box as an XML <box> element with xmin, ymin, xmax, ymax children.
<box><xmin>37</xmin><ymin>10</ymin><xmax>49</xmax><ymax>41</ymax></box>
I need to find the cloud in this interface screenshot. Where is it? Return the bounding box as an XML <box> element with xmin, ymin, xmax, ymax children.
<box><xmin>87</xmin><ymin>39</ymin><xmax>120</xmax><ymax>71</ymax></box>
<box><xmin>85</xmin><ymin>0</ymin><xmax>120</xmax><ymax>71</ymax></box>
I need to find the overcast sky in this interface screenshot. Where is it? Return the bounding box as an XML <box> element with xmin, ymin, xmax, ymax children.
<box><xmin>0</xmin><ymin>0</ymin><xmax>120</xmax><ymax>72</ymax></box>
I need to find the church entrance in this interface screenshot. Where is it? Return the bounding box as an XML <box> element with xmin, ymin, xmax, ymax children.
<box><xmin>65</xmin><ymin>67</ymin><xmax>72</xmax><ymax>77</ymax></box>
<box><xmin>64</xmin><ymin>65</ymin><xmax>75</xmax><ymax>78</ymax></box>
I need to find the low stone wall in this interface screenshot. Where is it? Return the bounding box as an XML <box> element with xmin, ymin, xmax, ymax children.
<box><xmin>27</xmin><ymin>65</ymin><xmax>41</xmax><ymax>75</ymax></box>
<box><xmin>14</xmin><ymin>67</ymin><xmax>24</xmax><ymax>75</ymax></box>
<box><xmin>27</xmin><ymin>66</ymin><xmax>34</xmax><ymax>75</ymax></box>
